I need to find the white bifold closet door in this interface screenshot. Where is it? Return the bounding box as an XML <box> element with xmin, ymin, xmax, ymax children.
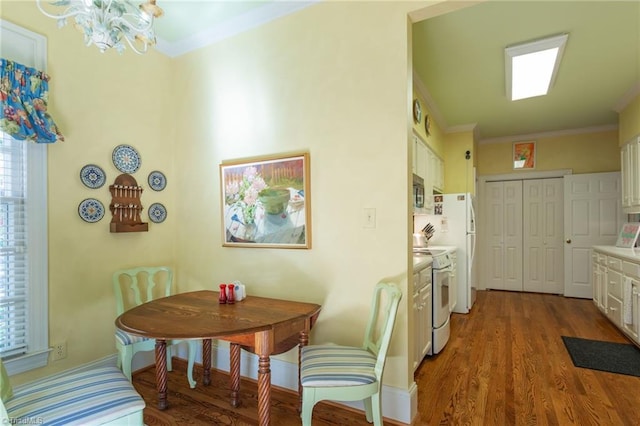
<box><xmin>523</xmin><ymin>178</ymin><xmax>564</xmax><ymax>294</ymax></box>
<box><xmin>485</xmin><ymin>180</ymin><xmax>523</xmax><ymax>291</ymax></box>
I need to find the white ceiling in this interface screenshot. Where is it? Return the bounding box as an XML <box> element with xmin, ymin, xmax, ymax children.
<box><xmin>151</xmin><ymin>1</ymin><xmax>640</xmax><ymax>142</ymax></box>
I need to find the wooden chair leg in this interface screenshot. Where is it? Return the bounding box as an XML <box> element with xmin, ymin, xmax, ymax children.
<box><xmin>230</xmin><ymin>343</ymin><xmax>241</xmax><ymax>407</ymax></box>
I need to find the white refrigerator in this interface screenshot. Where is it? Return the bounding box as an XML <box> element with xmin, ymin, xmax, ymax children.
<box><xmin>425</xmin><ymin>193</ymin><xmax>477</xmax><ymax>314</ymax></box>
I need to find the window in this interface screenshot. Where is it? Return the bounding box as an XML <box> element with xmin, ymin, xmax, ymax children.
<box><xmin>0</xmin><ymin>132</ymin><xmax>49</xmax><ymax>374</ymax></box>
<box><xmin>0</xmin><ymin>19</ymin><xmax>50</xmax><ymax>375</ymax></box>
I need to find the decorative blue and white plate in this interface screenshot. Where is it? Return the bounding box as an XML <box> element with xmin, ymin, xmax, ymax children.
<box><xmin>80</xmin><ymin>164</ymin><xmax>106</xmax><ymax>189</ymax></box>
<box><xmin>78</xmin><ymin>198</ymin><xmax>105</xmax><ymax>223</ymax></box>
<box><xmin>148</xmin><ymin>203</ymin><xmax>167</xmax><ymax>223</ymax></box>
<box><xmin>148</xmin><ymin>170</ymin><xmax>167</xmax><ymax>191</ymax></box>
<box><xmin>112</xmin><ymin>144</ymin><xmax>141</xmax><ymax>174</ymax></box>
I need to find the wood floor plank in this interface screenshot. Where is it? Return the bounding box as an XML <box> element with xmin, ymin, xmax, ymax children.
<box><xmin>133</xmin><ymin>290</ymin><xmax>640</xmax><ymax>425</ymax></box>
<box><xmin>414</xmin><ymin>290</ymin><xmax>640</xmax><ymax>425</ymax></box>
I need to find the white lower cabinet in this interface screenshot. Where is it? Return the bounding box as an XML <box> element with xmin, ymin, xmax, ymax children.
<box><xmin>413</xmin><ymin>266</ymin><xmax>432</xmax><ymax>371</ymax></box>
<box><xmin>449</xmin><ymin>251</ymin><xmax>457</xmax><ymax>313</ymax></box>
<box><xmin>622</xmin><ymin>261</ymin><xmax>640</xmax><ymax>342</ymax></box>
<box><xmin>592</xmin><ymin>252</ymin><xmax>601</xmax><ymax>307</ymax></box>
<box><xmin>592</xmin><ymin>247</ymin><xmax>640</xmax><ymax>346</ymax></box>
<box><xmin>592</xmin><ymin>252</ymin><xmax>608</xmax><ymax>313</ymax></box>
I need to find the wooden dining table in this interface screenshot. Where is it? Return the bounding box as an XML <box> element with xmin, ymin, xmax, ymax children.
<box><xmin>115</xmin><ymin>290</ymin><xmax>321</xmax><ymax>426</ymax></box>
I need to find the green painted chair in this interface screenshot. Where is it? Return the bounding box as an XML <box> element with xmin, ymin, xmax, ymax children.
<box><xmin>300</xmin><ymin>282</ymin><xmax>403</xmax><ymax>426</ymax></box>
<box><xmin>113</xmin><ymin>266</ymin><xmax>197</xmax><ymax>388</ymax></box>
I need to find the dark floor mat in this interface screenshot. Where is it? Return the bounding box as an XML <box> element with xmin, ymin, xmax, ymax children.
<box><xmin>561</xmin><ymin>336</ymin><xmax>640</xmax><ymax>377</ymax></box>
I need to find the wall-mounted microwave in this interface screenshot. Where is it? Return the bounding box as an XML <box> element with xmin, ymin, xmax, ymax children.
<box><xmin>413</xmin><ymin>174</ymin><xmax>425</xmax><ymax>208</ymax></box>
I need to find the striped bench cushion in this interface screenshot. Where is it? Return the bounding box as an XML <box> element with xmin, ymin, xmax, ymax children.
<box><xmin>5</xmin><ymin>366</ymin><xmax>145</xmax><ymax>426</ymax></box>
<box><xmin>115</xmin><ymin>329</ymin><xmax>150</xmax><ymax>345</ymax></box>
<box><xmin>301</xmin><ymin>345</ymin><xmax>377</xmax><ymax>387</ymax></box>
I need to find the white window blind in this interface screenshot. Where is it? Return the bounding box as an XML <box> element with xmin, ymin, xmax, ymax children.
<box><xmin>0</xmin><ymin>133</ymin><xmax>28</xmax><ymax>357</ymax></box>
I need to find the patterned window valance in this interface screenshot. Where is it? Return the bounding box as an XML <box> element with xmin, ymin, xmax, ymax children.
<box><xmin>0</xmin><ymin>58</ymin><xmax>64</xmax><ymax>143</ymax></box>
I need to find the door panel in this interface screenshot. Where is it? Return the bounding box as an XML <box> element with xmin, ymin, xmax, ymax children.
<box><xmin>484</xmin><ymin>181</ymin><xmax>522</xmax><ymax>291</ymax></box>
<box><xmin>486</xmin><ymin>182</ymin><xmax>505</xmax><ymax>290</ymax></box>
<box><xmin>524</xmin><ymin>178</ymin><xmax>564</xmax><ymax>294</ymax></box>
<box><xmin>504</xmin><ymin>181</ymin><xmax>523</xmax><ymax>291</ymax></box>
<box><xmin>564</xmin><ymin>172</ymin><xmax>623</xmax><ymax>298</ymax></box>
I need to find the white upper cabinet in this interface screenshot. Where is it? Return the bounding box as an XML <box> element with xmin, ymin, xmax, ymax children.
<box><xmin>414</xmin><ymin>135</ymin><xmax>428</xmax><ymax>180</ymax></box>
<box><xmin>431</xmin><ymin>151</ymin><xmax>444</xmax><ymax>193</ymax></box>
<box><xmin>621</xmin><ymin>135</ymin><xmax>640</xmax><ymax>213</ymax></box>
<box><xmin>413</xmin><ymin>131</ymin><xmax>444</xmax><ymax>198</ymax></box>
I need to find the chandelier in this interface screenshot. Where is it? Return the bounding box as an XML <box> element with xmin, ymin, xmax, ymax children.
<box><xmin>36</xmin><ymin>0</ymin><xmax>164</xmax><ymax>54</ymax></box>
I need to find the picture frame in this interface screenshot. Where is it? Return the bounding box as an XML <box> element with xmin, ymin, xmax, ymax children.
<box><xmin>220</xmin><ymin>152</ymin><xmax>311</xmax><ymax>248</ymax></box>
<box><xmin>513</xmin><ymin>141</ymin><xmax>536</xmax><ymax>169</ymax></box>
<box><xmin>615</xmin><ymin>222</ymin><xmax>640</xmax><ymax>248</ymax></box>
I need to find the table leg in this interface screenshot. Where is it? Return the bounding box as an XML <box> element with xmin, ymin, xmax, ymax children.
<box><xmin>155</xmin><ymin>339</ymin><xmax>168</xmax><ymax>410</ymax></box>
<box><xmin>257</xmin><ymin>354</ymin><xmax>271</xmax><ymax>426</ymax></box>
<box><xmin>203</xmin><ymin>339</ymin><xmax>212</xmax><ymax>386</ymax></box>
<box><xmin>230</xmin><ymin>343</ymin><xmax>241</xmax><ymax>407</ymax></box>
<box><xmin>298</xmin><ymin>330</ymin><xmax>309</xmax><ymax>413</ymax></box>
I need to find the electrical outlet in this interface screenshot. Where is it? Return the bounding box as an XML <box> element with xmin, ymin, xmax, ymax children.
<box><xmin>52</xmin><ymin>341</ymin><xmax>67</xmax><ymax>361</ymax></box>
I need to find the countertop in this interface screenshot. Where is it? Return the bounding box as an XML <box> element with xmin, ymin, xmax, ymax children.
<box><xmin>593</xmin><ymin>245</ymin><xmax>640</xmax><ymax>262</ymax></box>
<box><xmin>413</xmin><ymin>254</ymin><xmax>433</xmax><ymax>271</ymax></box>
<box><xmin>425</xmin><ymin>245</ymin><xmax>457</xmax><ymax>252</ymax></box>
<box><xmin>412</xmin><ymin>244</ymin><xmax>456</xmax><ymax>271</ymax></box>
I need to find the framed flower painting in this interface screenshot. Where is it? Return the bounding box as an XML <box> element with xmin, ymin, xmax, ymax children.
<box><xmin>513</xmin><ymin>141</ymin><xmax>536</xmax><ymax>169</ymax></box>
<box><xmin>220</xmin><ymin>152</ymin><xmax>311</xmax><ymax>248</ymax></box>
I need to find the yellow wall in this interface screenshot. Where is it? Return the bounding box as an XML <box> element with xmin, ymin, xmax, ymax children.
<box><xmin>170</xmin><ymin>0</ymin><xmax>426</xmax><ymax>390</ymax></box>
<box><xmin>2</xmin><ymin>3</ymin><xmax>176</xmax><ymax>384</ymax></box>
<box><xmin>619</xmin><ymin>94</ymin><xmax>640</xmax><ymax>144</ymax></box>
<box><xmin>3</xmin><ymin>1</ymin><xmax>453</xmax><ymax>394</ymax></box>
<box><xmin>443</xmin><ymin>130</ymin><xmax>476</xmax><ymax>193</ymax></box>
<box><xmin>477</xmin><ymin>129</ymin><xmax>620</xmax><ymax>176</ymax></box>
<box><xmin>5</xmin><ymin>0</ymin><xmax>622</xmax><ymax>401</ymax></box>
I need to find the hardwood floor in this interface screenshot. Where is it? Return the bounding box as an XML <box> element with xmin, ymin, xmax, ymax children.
<box><xmin>133</xmin><ymin>290</ymin><xmax>640</xmax><ymax>425</ymax></box>
<box><xmin>415</xmin><ymin>290</ymin><xmax>640</xmax><ymax>425</ymax></box>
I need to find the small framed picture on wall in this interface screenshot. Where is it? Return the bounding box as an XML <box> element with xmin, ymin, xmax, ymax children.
<box><xmin>616</xmin><ymin>222</ymin><xmax>640</xmax><ymax>248</ymax></box>
<box><xmin>513</xmin><ymin>141</ymin><xmax>536</xmax><ymax>169</ymax></box>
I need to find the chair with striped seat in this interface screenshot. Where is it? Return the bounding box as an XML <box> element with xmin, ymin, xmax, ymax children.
<box><xmin>300</xmin><ymin>282</ymin><xmax>402</xmax><ymax>426</ymax></box>
<box><xmin>1</xmin><ymin>359</ymin><xmax>145</xmax><ymax>426</ymax></box>
<box><xmin>113</xmin><ymin>266</ymin><xmax>197</xmax><ymax>388</ymax></box>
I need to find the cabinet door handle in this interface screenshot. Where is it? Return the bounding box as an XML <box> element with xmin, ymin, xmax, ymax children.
<box><xmin>566</xmin><ymin>239</ymin><xmax>572</xmax><ymax>244</ymax></box>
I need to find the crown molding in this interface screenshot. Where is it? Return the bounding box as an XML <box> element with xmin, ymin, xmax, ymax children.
<box><xmin>155</xmin><ymin>1</ymin><xmax>319</xmax><ymax>58</ymax></box>
<box><xmin>478</xmin><ymin>124</ymin><xmax>618</xmax><ymax>145</ymax></box>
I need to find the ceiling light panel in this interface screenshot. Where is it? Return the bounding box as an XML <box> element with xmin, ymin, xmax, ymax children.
<box><xmin>506</xmin><ymin>34</ymin><xmax>569</xmax><ymax>101</ymax></box>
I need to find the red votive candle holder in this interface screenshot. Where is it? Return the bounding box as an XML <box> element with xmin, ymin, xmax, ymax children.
<box><xmin>227</xmin><ymin>283</ymin><xmax>235</xmax><ymax>304</ymax></box>
<box><xmin>219</xmin><ymin>284</ymin><xmax>227</xmax><ymax>304</ymax></box>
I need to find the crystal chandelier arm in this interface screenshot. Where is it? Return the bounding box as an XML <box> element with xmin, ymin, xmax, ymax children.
<box><xmin>36</xmin><ymin>0</ymin><xmax>88</xmax><ymax>20</ymax></box>
<box><xmin>109</xmin><ymin>13</ymin><xmax>154</xmax><ymax>34</ymax></box>
<box><xmin>121</xmin><ymin>35</ymin><xmax>149</xmax><ymax>55</ymax></box>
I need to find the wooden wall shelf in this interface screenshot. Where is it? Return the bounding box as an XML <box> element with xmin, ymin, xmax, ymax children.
<box><xmin>109</xmin><ymin>173</ymin><xmax>148</xmax><ymax>233</ymax></box>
